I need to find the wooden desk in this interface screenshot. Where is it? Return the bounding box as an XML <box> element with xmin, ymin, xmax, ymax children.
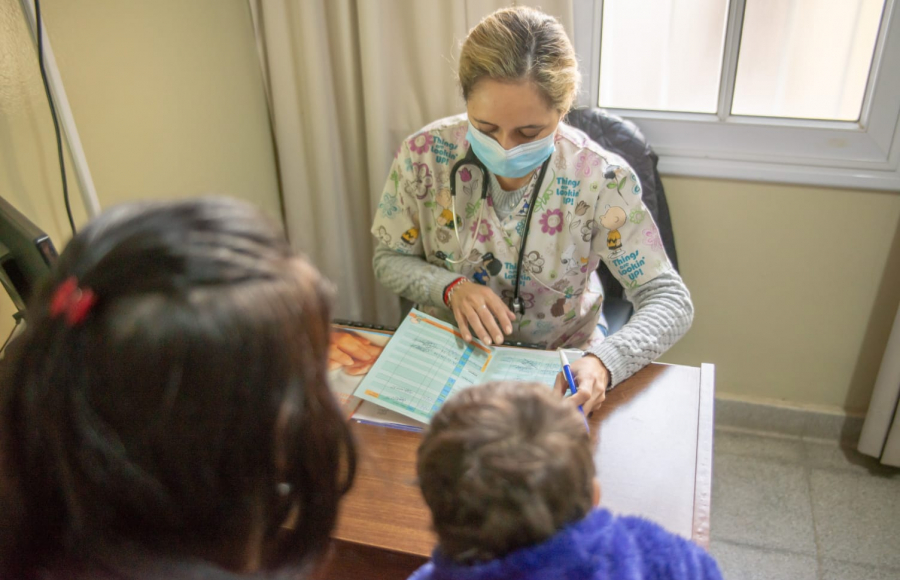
<box><xmin>314</xmin><ymin>362</ymin><xmax>715</xmax><ymax>580</ymax></box>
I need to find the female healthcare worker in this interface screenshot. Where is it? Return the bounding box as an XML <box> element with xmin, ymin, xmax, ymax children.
<box><xmin>370</xmin><ymin>6</ymin><xmax>693</xmax><ymax>412</ymax></box>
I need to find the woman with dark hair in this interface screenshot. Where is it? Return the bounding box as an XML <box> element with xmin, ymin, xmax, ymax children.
<box><xmin>0</xmin><ymin>197</ymin><xmax>355</xmax><ymax>579</ymax></box>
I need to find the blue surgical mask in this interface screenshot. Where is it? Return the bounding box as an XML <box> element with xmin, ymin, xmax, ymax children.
<box><xmin>466</xmin><ymin>121</ymin><xmax>556</xmax><ymax>178</ymax></box>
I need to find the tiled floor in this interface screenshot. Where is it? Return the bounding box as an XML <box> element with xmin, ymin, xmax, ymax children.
<box><xmin>710</xmin><ymin>428</ymin><xmax>900</xmax><ymax>580</ymax></box>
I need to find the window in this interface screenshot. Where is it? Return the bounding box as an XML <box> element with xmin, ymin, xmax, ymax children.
<box><xmin>572</xmin><ymin>0</ymin><xmax>900</xmax><ymax>190</ymax></box>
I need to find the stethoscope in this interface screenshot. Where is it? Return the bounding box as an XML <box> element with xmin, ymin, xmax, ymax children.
<box><xmin>440</xmin><ymin>147</ymin><xmax>552</xmax><ymax>315</ymax></box>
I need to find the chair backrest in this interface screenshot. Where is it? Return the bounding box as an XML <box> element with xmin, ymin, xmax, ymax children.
<box><xmin>564</xmin><ymin>108</ymin><xmax>679</xmax><ymax>300</ymax></box>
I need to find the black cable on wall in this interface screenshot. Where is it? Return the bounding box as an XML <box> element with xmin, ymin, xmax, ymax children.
<box><xmin>34</xmin><ymin>0</ymin><xmax>77</xmax><ymax>235</ymax></box>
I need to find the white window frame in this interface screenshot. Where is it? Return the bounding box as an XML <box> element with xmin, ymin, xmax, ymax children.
<box><xmin>572</xmin><ymin>0</ymin><xmax>900</xmax><ymax>191</ymax></box>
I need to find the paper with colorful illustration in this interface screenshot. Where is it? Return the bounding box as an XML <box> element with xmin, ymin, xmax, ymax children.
<box><xmin>353</xmin><ymin>309</ymin><xmax>563</xmax><ymax>424</ymax></box>
<box><xmin>328</xmin><ymin>327</ymin><xmax>391</xmax><ymax>418</ymax></box>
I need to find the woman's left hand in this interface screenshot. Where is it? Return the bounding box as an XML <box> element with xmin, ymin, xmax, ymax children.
<box><xmin>554</xmin><ymin>354</ymin><xmax>610</xmax><ymax>414</ymax></box>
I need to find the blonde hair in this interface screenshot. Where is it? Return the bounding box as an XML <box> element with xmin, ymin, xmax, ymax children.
<box><xmin>417</xmin><ymin>381</ymin><xmax>594</xmax><ymax>563</ymax></box>
<box><xmin>459</xmin><ymin>6</ymin><xmax>581</xmax><ymax>113</ymax></box>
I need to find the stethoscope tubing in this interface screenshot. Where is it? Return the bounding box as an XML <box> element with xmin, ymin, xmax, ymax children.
<box><xmin>449</xmin><ymin>148</ymin><xmax>552</xmax><ymax>314</ymax></box>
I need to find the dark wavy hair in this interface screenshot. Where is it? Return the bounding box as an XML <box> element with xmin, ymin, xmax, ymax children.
<box><xmin>0</xmin><ymin>197</ymin><xmax>355</xmax><ymax>576</ymax></box>
<box><xmin>417</xmin><ymin>381</ymin><xmax>594</xmax><ymax>563</ymax></box>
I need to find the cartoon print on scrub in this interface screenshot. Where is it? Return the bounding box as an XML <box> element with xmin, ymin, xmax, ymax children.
<box><xmin>559</xmin><ymin>244</ymin><xmax>582</xmax><ymax>275</ymax></box>
<box><xmin>433</xmin><ymin>165</ymin><xmax>449</xmax><ymax>189</ymax></box>
<box><xmin>470</xmin><ymin>214</ymin><xmax>494</xmax><ymax>243</ymax></box>
<box><xmin>436</xmin><ymin>243</ymin><xmax>478</xmax><ymax>263</ymax></box>
<box><xmin>433</xmin><ymin>188</ymin><xmax>461</xmax><ymax>230</ymax></box>
<box><xmin>409</xmin><ymin>132</ymin><xmax>434</xmax><ymax>155</ymax></box>
<box><xmin>575</xmin><ymin>151</ymin><xmax>601</xmax><ymax>177</ymax></box>
<box><xmin>499</xmin><ymin>235</ymin><xmax>518</xmax><ymax>261</ymax></box>
<box><xmin>460</xmin><ymin>167</ymin><xmax>484</xmax><ymax>219</ymax></box>
<box><xmin>376</xmin><ymin>226</ymin><xmax>392</xmax><ymax>246</ymax></box>
<box><xmin>408</xmin><ymin>162</ymin><xmax>434</xmax><ymax>200</ymax></box>
<box><xmin>522</xmin><ymin>250</ymin><xmax>545</xmax><ymax>275</ymax></box>
<box><xmin>400</xmin><ymin>226</ymin><xmax>419</xmax><ymax>247</ymax></box>
<box><xmin>516</xmin><ymin>198</ymin><xmax>531</xmax><ymax>217</ymax></box>
<box><xmin>533</xmin><ymin>319</ymin><xmax>555</xmax><ymax>336</ymax></box>
<box><xmin>472</xmin><ymin>252</ymin><xmax>502</xmax><ymax>285</ymax></box>
<box><xmin>400</xmin><ymin>209</ymin><xmax>421</xmax><ymax>248</ymax></box>
<box><xmin>466</xmin><ymin>198</ymin><xmax>483</xmax><ymax>220</ymax></box>
<box><xmin>580</xmin><ymin>219</ymin><xmax>598</xmax><ymax>242</ymax></box>
<box><xmin>539</xmin><ymin>209</ymin><xmax>564</xmax><ymax>235</ymax></box>
<box><xmin>534</xmin><ymin>283</ymin><xmax>551</xmax><ymax>298</ymax></box>
<box><xmin>605</xmin><ymin>165</ymin><xmax>630</xmax><ymax>200</ymax></box>
<box><xmin>452</xmin><ymin>124</ymin><xmax>468</xmax><ymax>145</ymax></box>
<box><xmin>555</xmin><ymin>152</ymin><xmax>568</xmax><ymax>171</ymax></box>
<box><xmin>630</xmin><ymin>171</ymin><xmax>642</xmax><ymax>194</ymax></box>
<box><xmin>378</xmin><ymin>190</ymin><xmax>400</xmax><ymax>218</ymax></box>
<box><xmin>563</xmin><ymin>210</ymin><xmax>585</xmax><ymax>242</ymax></box>
<box><xmin>600</xmin><ymin>206</ymin><xmax>627</xmax><ymax>258</ymax></box>
<box><xmin>515</xmin><ymin>219</ymin><xmax>527</xmax><ymax>237</ymax></box>
<box><xmin>389</xmin><ymin>169</ymin><xmax>404</xmax><ymax>206</ymax></box>
<box><xmin>550</xmin><ymin>296</ymin><xmax>577</xmax><ymax>321</ymax></box>
<box><xmin>433</xmin><ymin>249</ymin><xmax>456</xmax><ymax>263</ymax></box>
<box><xmin>428</xmin><ymin>168</ymin><xmax>458</xmax><ymax>244</ymax></box>
<box><xmin>532</xmin><ymin>169</ymin><xmax>556</xmax><ymax>212</ymax></box>
<box><xmin>559</xmin><ymin>244</ymin><xmax>577</xmax><ymax>272</ymax></box>
<box><xmin>643</xmin><ymin>226</ymin><xmax>664</xmax><ymax>253</ymax></box>
<box><xmin>551</xmin><ymin>275</ymin><xmax>577</xmax><ymax>298</ymax></box>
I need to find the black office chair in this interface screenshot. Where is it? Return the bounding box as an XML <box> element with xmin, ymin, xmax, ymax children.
<box><xmin>564</xmin><ymin>108</ymin><xmax>680</xmax><ymax>334</ymax></box>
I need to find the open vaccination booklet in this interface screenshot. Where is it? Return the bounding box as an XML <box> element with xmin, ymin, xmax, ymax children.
<box><xmin>350</xmin><ymin>309</ymin><xmax>574</xmax><ymax>427</ymax></box>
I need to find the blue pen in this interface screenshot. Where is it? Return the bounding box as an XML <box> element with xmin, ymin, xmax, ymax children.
<box><xmin>559</xmin><ymin>350</ymin><xmax>589</xmax><ymax>431</ymax></box>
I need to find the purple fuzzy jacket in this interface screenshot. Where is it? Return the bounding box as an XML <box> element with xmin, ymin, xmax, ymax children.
<box><xmin>408</xmin><ymin>509</ymin><xmax>722</xmax><ymax>580</ymax></box>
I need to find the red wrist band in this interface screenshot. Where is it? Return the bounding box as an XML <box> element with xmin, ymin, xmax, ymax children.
<box><xmin>443</xmin><ymin>277</ymin><xmax>468</xmax><ymax>306</ymax></box>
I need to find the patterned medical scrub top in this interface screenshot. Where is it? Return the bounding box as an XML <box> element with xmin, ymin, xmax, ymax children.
<box><xmin>371</xmin><ymin>114</ymin><xmax>672</xmax><ymax>350</ymax></box>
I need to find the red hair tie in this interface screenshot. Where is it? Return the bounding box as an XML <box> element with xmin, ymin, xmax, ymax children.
<box><xmin>50</xmin><ymin>276</ymin><xmax>97</xmax><ymax>326</ymax></box>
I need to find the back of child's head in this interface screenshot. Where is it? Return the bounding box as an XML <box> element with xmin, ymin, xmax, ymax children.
<box><xmin>417</xmin><ymin>381</ymin><xmax>594</xmax><ymax>563</ymax></box>
<box><xmin>0</xmin><ymin>197</ymin><xmax>355</xmax><ymax>575</ymax></box>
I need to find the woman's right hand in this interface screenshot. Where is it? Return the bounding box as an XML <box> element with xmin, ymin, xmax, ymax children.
<box><xmin>448</xmin><ymin>282</ymin><xmax>516</xmax><ymax>346</ymax></box>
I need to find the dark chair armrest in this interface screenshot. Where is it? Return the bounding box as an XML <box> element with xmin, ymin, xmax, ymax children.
<box><xmin>603</xmin><ymin>296</ymin><xmax>634</xmax><ymax>335</ymax></box>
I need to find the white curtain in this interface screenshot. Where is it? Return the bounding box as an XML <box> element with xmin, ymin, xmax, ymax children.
<box><xmin>252</xmin><ymin>0</ymin><xmax>574</xmax><ymax>325</ymax></box>
<box><xmin>859</xmin><ymin>301</ymin><xmax>900</xmax><ymax>466</ymax></box>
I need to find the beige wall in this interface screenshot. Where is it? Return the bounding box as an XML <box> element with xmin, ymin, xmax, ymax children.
<box><xmin>658</xmin><ymin>176</ymin><xmax>900</xmax><ymax>414</ymax></box>
<box><xmin>0</xmin><ymin>0</ymin><xmax>280</xmax><ymax>335</ymax></box>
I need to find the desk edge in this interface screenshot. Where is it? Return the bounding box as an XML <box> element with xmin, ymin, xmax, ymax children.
<box><xmin>691</xmin><ymin>363</ymin><xmax>715</xmax><ymax>550</ymax></box>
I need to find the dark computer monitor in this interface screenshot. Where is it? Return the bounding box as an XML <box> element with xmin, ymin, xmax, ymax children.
<box><xmin>0</xmin><ymin>196</ymin><xmax>58</xmax><ymax>314</ymax></box>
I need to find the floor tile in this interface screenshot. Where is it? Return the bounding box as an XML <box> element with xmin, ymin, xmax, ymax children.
<box><xmin>819</xmin><ymin>559</ymin><xmax>900</xmax><ymax>580</ymax></box>
<box><xmin>715</xmin><ymin>429</ymin><xmax>805</xmax><ymax>463</ymax></box>
<box><xmin>713</xmin><ymin>398</ymin><xmax>863</xmax><ymax>442</ymax></box>
<box><xmin>712</xmin><ymin>453</ymin><xmax>817</xmax><ymax>554</ymax></box>
<box><xmin>810</xmin><ymin>469</ymin><xmax>900</xmax><ymax>569</ymax></box>
<box><xmin>715</xmin><ymin>398</ymin><xmax>807</xmax><ymax>437</ymax></box>
<box><xmin>802</xmin><ymin>412</ymin><xmax>862</xmax><ymax>442</ymax></box>
<box><xmin>804</xmin><ymin>439</ymin><xmax>900</xmax><ymax>479</ymax></box>
<box><xmin>709</xmin><ymin>541</ymin><xmax>817</xmax><ymax>580</ymax></box>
